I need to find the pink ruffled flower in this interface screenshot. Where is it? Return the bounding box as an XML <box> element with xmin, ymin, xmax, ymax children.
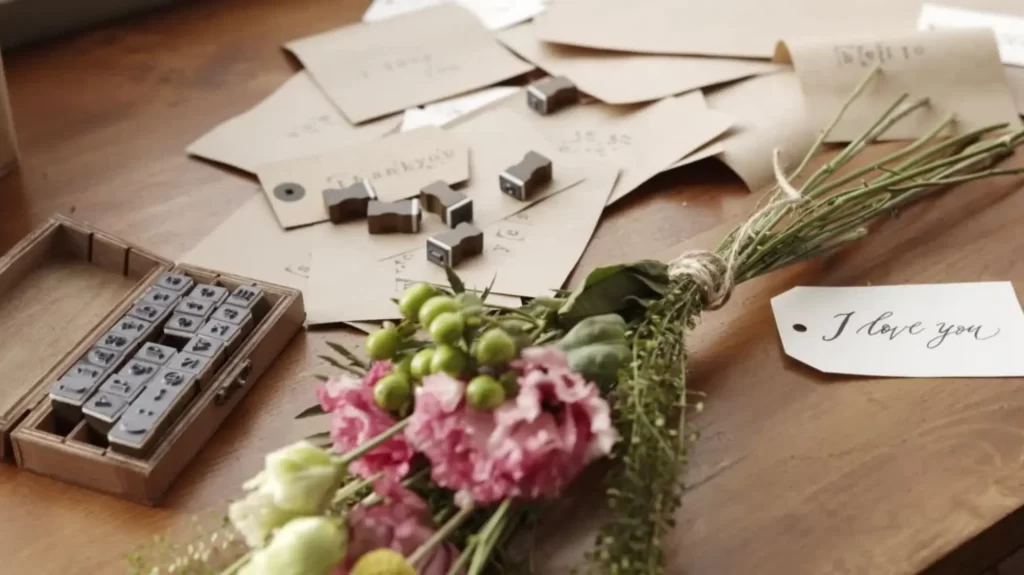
<box><xmin>338</xmin><ymin>478</ymin><xmax>463</xmax><ymax>575</ymax></box>
<box><xmin>406</xmin><ymin>347</ymin><xmax>618</xmax><ymax>506</ymax></box>
<box><xmin>317</xmin><ymin>361</ymin><xmax>413</xmax><ymax>481</ymax></box>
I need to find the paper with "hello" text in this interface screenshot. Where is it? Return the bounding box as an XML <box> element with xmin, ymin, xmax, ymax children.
<box><xmin>771</xmin><ymin>282</ymin><xmax>1024</xmax><ymax>378</ymax></box>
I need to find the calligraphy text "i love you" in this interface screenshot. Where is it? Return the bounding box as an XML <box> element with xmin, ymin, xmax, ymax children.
<box><xmin>821</xmin><ymin>311</ymin><xmax>1001</xmax><ymax>350</ymax></box>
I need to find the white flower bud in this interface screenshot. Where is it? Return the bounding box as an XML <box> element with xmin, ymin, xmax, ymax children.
<box><xmin>239</xmin><ymin>517</ymin><xmax>347</xmax><ymax>575</ymax></box>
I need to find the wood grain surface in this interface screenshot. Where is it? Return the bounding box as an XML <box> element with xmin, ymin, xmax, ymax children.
<box><xmin>1</xmin><ymin>0</ymin><xmax>1024</xmax><ymax>573</ymax></box>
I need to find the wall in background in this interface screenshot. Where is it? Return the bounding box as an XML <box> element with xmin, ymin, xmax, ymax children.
<box><xmin>0</xmin><ymin>0</ymin><xmax>178</xmax><ymax>48</ymax></box>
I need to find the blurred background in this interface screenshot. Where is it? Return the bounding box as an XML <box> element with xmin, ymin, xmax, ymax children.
<box><xmin>0</xmin><ymin>0</ymin><xmax>177</xmax><ymax>48</ymax></box>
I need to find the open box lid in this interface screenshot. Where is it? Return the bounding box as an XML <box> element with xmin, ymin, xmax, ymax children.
<box><xmin>0</xmin><ymin>215</ymin><xmax>172</xmax><ymax>459</ymax></box>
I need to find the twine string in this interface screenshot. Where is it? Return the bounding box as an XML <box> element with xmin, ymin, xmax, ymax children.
<box><xmin>667</xmin><ymin>149</ymin><xmax>805</xmax><ymax>310</ymax></box>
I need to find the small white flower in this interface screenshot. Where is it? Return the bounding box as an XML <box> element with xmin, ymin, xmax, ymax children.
<box><xmin>239</xmin><ymin>517</ymin><xmax>347</xmax><ymax>575</ymax></box>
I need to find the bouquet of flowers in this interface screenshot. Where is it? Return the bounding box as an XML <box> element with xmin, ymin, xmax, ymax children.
<box><xmin>132</xmin><ymin>69</ymin><xmax>1024</xmax><ymax>575</ymax></box>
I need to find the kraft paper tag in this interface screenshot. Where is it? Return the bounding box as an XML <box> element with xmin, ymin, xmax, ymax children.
<box><xmin>187</xmin><ymin>73</ymin><xmax>398</xmax><ymax>174</ymax></box>
<box><xmin>919</xmin><ymin>3</ymin><xmax>1024</xmax><ymax>67</ymax></box>
<box><xmin>256</xmin><ymin>125</ymin><xmax>469</xmax><ymax>229</ymax></box>
<box><xmin>499</xmin><ymin>22</ymin><xmax>782</xmax><ymax>105</ymax></box>
<box><xmin>771</xmin><ymin>283</ymin><xmax>1024</xmax><ymax>378</ymax></box>
<box><xmin>286</xmin><ymin>4</ymin><xmax>533</xmax><ymax>124</ymax></box>
<box><xmin>775</xmin><ymin>28</ymin><xmax>1022</xmax><ymax>142</ymax></box>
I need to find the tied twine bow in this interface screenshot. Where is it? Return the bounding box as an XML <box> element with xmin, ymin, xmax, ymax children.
<box><xmin>667</xmin><ymin>149</ymin><xmax>805</xmax><ymax>310</ymax></box>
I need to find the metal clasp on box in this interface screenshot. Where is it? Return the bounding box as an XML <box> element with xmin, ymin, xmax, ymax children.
<box><xmin>214</xmin><ymin>359</ymin><xmax>253</xmax><ymax>406</ymax></box>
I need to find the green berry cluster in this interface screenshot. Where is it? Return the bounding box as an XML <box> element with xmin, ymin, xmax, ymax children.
<box><xmin>363</xmin><ymin>283</ymin><xmax>521</xmax><ymax>414</ymax></box>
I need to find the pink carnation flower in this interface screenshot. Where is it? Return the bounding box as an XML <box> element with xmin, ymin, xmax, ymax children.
<box><xmin>406</xmin><ymin>347</ymin><xmax>617</xmax><ymax>506</ymax></box>
<box><xmin>338</xmin><ymin>478</ymin><xmax>463</xmax><ymax>575</ymax></box>
<box><xmin>318</xmin><ymin>361</ymin><xmax>413</xmax><ymax>481</ymax></box>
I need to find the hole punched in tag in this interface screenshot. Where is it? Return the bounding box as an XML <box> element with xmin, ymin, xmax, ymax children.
<box><xmin>793</xmin><ymin>324</ymin><xmax>808</xmax><ymax>333</ymax></box>
<box><xmin>274</xmin><ymin>182</ymin><xmax>306</xmax><ymax>203</ymax></box>
<box><xmin>215</xmin><ymin>360</ymin><xmax>253</xmax><ymax>406</ymax></box>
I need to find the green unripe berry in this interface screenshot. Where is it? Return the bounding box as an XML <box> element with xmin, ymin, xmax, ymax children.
<box><xmin>418</xmin><ymin>296</ymin><xmax>459</xmax><ymax>329</ymax></box>
<box><xmin>373</xmin><ymin>373</ymin><xmax>412</xmax><ymax>413</ymax></box>
<box><xmin>410</xmin><ymin>348</ymin><xmax>435</xmax><ymax>378</ymax></box>
<box><xmin>429</xmin><ymin>312</ymin><xmax>465</xmax><ymax>344</ymax></box>
<box><xmin>365</xmin><ymin>328</ymin><xmax>400</xmax><ymax>361</ymax></box>
<box><xmin>430</xmin><ymin>345</ymin><xmax>466</xmax><ymax>376</ymax></box>
<box><xmin>466</xmin><ymin>375</ymin><xmax>506</xmax><ymax>411</ymax></box>
<box><xmin>398</xmin><ymin>283</ymin><xmax>437</xmax><ymax>320</ymax></box>
<box><xmin>474</xmin><ymin>328</ymin><xmax>517</xmax><ymax>365</ymax></box>
<box><xmin>499</xmin><ymin>370</ymin><xmax>519</xmax><ymax>393</ymax></box>
<box><xmin>395</xmin><ymin>355</ymin><xmax>414</xmax><ymax>378</ymax></box>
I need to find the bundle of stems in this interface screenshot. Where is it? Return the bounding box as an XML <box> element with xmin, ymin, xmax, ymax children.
<box><xmin>590</xmin><ymin>67</ymin><xmax>1024</xmax><ymax>574</ymax></box>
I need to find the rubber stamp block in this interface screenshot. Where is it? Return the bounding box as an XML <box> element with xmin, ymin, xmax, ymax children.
<box><xmin>50</xmin><ymin>374</ymin><xmax>103</xmax><ymax>426</ymax></box>
<box><xmin>83</xmin><ymin>347</ymin><xmax>123</xmax><ymax>373</ymax></box>
<box><xmin>136</xmin><ymin>342</ymin><xmax>177</xmax><ymax>367</ymax></box>
<box><xmin>164</xmin><ymin>313</ymin><xmax>202</xmax><ymax>340</ymax></box>
<box><xmin>154</xmin><ymin>368</ymin><xmax>199</xmax><ymax>397</ymax></box>
<box><xmin>156</xmin><ymin>272</ymin><xmax>195</xmax><ymax>294</ymax></box>
<box><xmin>83</xmin><ymin>392</ymin><xmax>129</xmax><ymax>436</ymax></box>
<box><xmin>183</xmin><ymin>335</ymin><xmax>225</xmax><ymax>362</ymax></box>
<box><xmin>118</xmin><ymin>359</ymin><xmax>159</xmax><ymax>388</ymax></box>
<box><xmin>96</xmin><ymin>329</ymin><xmax>138</xmax><ymax>355</ymax></box>
<box><xmin>199</xmin><ymin>319</ymin><xmax>244</xmax><ymax>354</ymax></box>
<box><xmin>126</xmin><ymin>301</ymin><xmax>172</xmax><ymax>324</ymax></box>
<box><xmin>499</xmin><ymin>151</ymin><xmax>552</xmax><ymax>201</ymax></box>
<box><xmin>226</xmin><ymin>285</ymin><xmax>264</xmax><ymax>311</ymax></box>
<box><xmin>108</xmin><ymin>376</ymin><xmax>197</xmax><ymax>458</ymax></box>
<box><xmin>139</xmin><ymin>286</ymin><xmax>181</xmax><ymax>308</ymax></box>
<box><xmin>420</xmin><ymin>180</ymin><xmax>473</xmax><ymax>228</ymax></box>
<box><xmin>324</xmin><ymin>181</ymin><xmax>378</xmax><ymax>224</ymax></box>
<box><xmin>188</xmin><ymin>284</ymin><xmax>229</xmax><ymax>307</ymax></box>
<box><xmin>167</xmin><ymin>351</ymin><xmax>220</xmax><ymax>390</ymax></box>
<box><xmin>211</xmin><ymin>304</ymin><xmax>252</xmax><ymax>327</ymax></box>
<box><xmin>111</xmin><ymin>316</ymin><xmax>155</xmax><ymax>342</ymax></box>
<box><xmin>175</xmin><ymin>297</ymin><xmax>215</xmax><ymax>320</ymax></box>
<box><xmin>526</xmin><ymin>76</ymin><xmax>579</xmax><ymax>116</ymax></box>
<box><xmin>99</xmin><ymin>374</ymin><xmax>147</xmax><ymax>402</ymax></box>
<box><xmin>65</xmin><ymin>360</ymin><xmax>108</xmax><ymax>383</ymax></box>
<box><xmin>367</xmin><ymin>199</ymin><xmax>422</xmax><ymax>234</ymax></box>
<box><xmin>426</xmin><ymin>223</ymin><xmax>484</xmax><ymax>268</ymax></box>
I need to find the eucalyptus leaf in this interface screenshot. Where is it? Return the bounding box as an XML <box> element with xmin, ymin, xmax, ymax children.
<box><xmin>296</xmin><ymin>404</ymin><xmax>326</xmax><ymax>419</ymax></box>
<box><xmin>558</xmin><ymin>263</ymin><xmax>664</xmax><ymax>326</ymax></box>
<box><xmin>445</xmin><ymin>266</ymin><xmax>466</xmax><ymax>294</ymax></box>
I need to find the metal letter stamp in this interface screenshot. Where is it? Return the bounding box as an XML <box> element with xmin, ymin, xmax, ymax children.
<box><xmin>83</xmin><ymin>392</ymin><xmax>130</xmax><ymax>435</ymax></box>
<box><xmin>155</xmin><ymin>368</ymin><xmax>198</xmax><ymax>396</ymax></box>
<box><xmin>136</xmin><ymin>342</ymin><xmax>177</xmax><ymax>367</ymax></box>
<box><xmin>226</xmin><ymin>285</ymin><xmax>264</xmax><ymax>310</ymax></box>
<box><xmin>324</xmin><ymin>180</ymin><xmax>378</xmax><ymax>224</ymax></box>
<box><xmin>167</xmin><ymin>352</ymin><xmax>220</xmax><ymax>389</ymax></box>
<box><xmin>426</xmin><ymin>223</ymin><xmax>484</xmax><ymax>268</ymax></box>
<box><xmin>420</xmin><ymin>180</ymin><xmax>473</xmax><ymax>228</ymax></box>
<box><xmin>367</xmin><ymin>199</ymin><xmax>422</xmax><ymax>234</ymax></box>
<box><xmin>175</xmin><ymin>297</ymin><xmax>214</xmax><ymax>319</ymax></box>
<box><xmin>164</xmin><ymin>313</ymin><xmax>202</xmax><ymax>339</ymax></box>
<box><xmin>84</xmin><ymin>347</ymin><xmax>123</xmax><ymax>372</ymax></box>
<box><xmin>127</xmin><ymin>301</ymin><xmax>171</xmax><ymax>324</ymax></box>
<box><xmin>118</xmin><ymin>359</ymin><xmax>160</xmax><ymax>387</ymax></box>
<box><xmin>211</xmin><ymin>304</ymin><xmax>251</xmax><ymax>327</ymax></box>
<box><xmin>499</xmin><ymin>151</ymin><xmax>553</xmax><ymax>201</ymax></box>
<box><xmin>107</xmin><ymin>376</ymin><xmax>197</xmax><ymax>458</ymax></box>
<box><xmin>156</xmin><ymin>272</ymin><xmax>195</xmax><ymax>294</ymax></box>
<box><xmin>111</xmin><ymin>316</ymin><xmax>154</xmax><ymax>341</ymax></box>
<box><xmin>139</xmin><ymin>286</ymin><xmax>181</xmax><ymax>308</ymax></box>
<box><xmin>184</xmin><ymin>335</ymin><xmax>225</xmax><ymax>360</ymax></box>
<box><xmin>99</xmin><ymin>374</ymin><xmax>147</xmax><ymax>402</ymax></box>
<box><xmin>188</xmin><ymin>284</ymin><xmax>229</xmax><ymax>306</ymax></box>
<box><xmin>96</xmin><ymin>330</ymin><xmax>137</xmax><ymax>354</ymax></box>
<box><xmin>199</xmin><ymin>320</ymin><xmax>244</xmax><ymax>353</ymax></box>
<box><xmin>50</xmin><ymin>374</ymin><xmax>103</xmax><ymax>425</ymax></box>
<box><xmin>526</xmin><ymin>76</ymin><xmax>578</xmax><ymax>115</ymax></box>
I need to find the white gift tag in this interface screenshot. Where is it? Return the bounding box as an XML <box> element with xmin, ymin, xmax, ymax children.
<box><xmin>364</xmin><ymin>0</ymin><xmax>545</xmax><ymax>30</ymax></box>
<box><xmin>771</xmin><ymin>283</ymin><xmax>1024</xmax><ymax>378</ymax></box>
<box><xmin>918</xmin><ymin>3</ymin><xmax>1024</xmax><ymax>68</ymax></box>
<box><xmin>400</xmin><ymin>86</ymin><xmax>519</xmax><ymax>132</ymax></box>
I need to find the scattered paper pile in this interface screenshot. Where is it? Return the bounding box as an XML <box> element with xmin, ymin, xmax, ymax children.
<box><xmin>182</xmin><ymin>0</ymin><xmax>1024</xmax><ymax>326</ymax></box>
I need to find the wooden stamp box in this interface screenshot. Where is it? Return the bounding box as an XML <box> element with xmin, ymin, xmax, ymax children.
<box><xmin>0</xmin><ymin>215</ymin><xmax>304</xmax><ymax>504</ymax></box>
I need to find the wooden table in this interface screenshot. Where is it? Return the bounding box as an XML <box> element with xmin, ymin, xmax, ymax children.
<box><xmin>2</xmin><ymin>1</ymin><xmax>1024</xmax><ymax>573</ymax></box>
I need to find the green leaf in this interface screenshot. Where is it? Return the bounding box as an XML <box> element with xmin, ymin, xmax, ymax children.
<box><xmin>306</xmin><ymin>431</ymin><xmax>333</xmax><ymax>448</ymax></box>
<box><xmin>318</xmin><ymin>355</ymin><xmax>363</xmax><ymax>377</ymax></box>
<box><xmin>481</xmin><ymin>274</ymin><xmax>497</xmax><ymax>301</ymax></box>
<box><xmin>557</xmin><ymin>262</ymin><xmax>667</xmax><ymax>326</ymax></box>
<box><xmin>325</xmin><ymin>340</ymin><xmax>368</xmax><ymax>370</ymax></box>
<box><xmin>296</xmin><ymin>404</ymin><xmax>326</xmax><ymax>419</ymax></box>
<box><xmin>445</xmin><ymin>266</ymin><xmax>466</xmax><ymax>294</ymax></box>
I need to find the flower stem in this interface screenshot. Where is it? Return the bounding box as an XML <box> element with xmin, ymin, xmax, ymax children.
<box><xmin>219</xmin><ymin>552</ymin><xmax>250</xmax><ymax>575</ymax></box>
<box><xmin>447</xmin><ymin>536</ymin><xmax>480</xmax><ymax>575</ymax></box>
<box><xmin>468</xmin><ymin>500</ymin><xmax>513</xmax><ymax>575</ymax></box>
<box><xmin>331</xmin><ymin>471</ymin><xmax>384</xmax><ymax>507</ymax></box>
<box><xmin>407</xmin><ymin>504</ymin><xmax>476</xmax><ymax>567</ymax></box>
<box><xmin>332</xmin><ymin>418</ymin><xmax>410</xmax><ymax>466</ymax></box>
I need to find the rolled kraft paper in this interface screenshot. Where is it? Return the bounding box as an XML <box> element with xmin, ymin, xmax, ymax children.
<box><xmin>0</xmin><ymin>48</ymin><xmax>16</xmax><ymax>178</ymax></box>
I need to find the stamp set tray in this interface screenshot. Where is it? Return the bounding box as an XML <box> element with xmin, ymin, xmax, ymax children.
<box><xmin>0</xmin><ymin>215</ymin><xmax>304</xmax><ymax>505</ymax></box>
